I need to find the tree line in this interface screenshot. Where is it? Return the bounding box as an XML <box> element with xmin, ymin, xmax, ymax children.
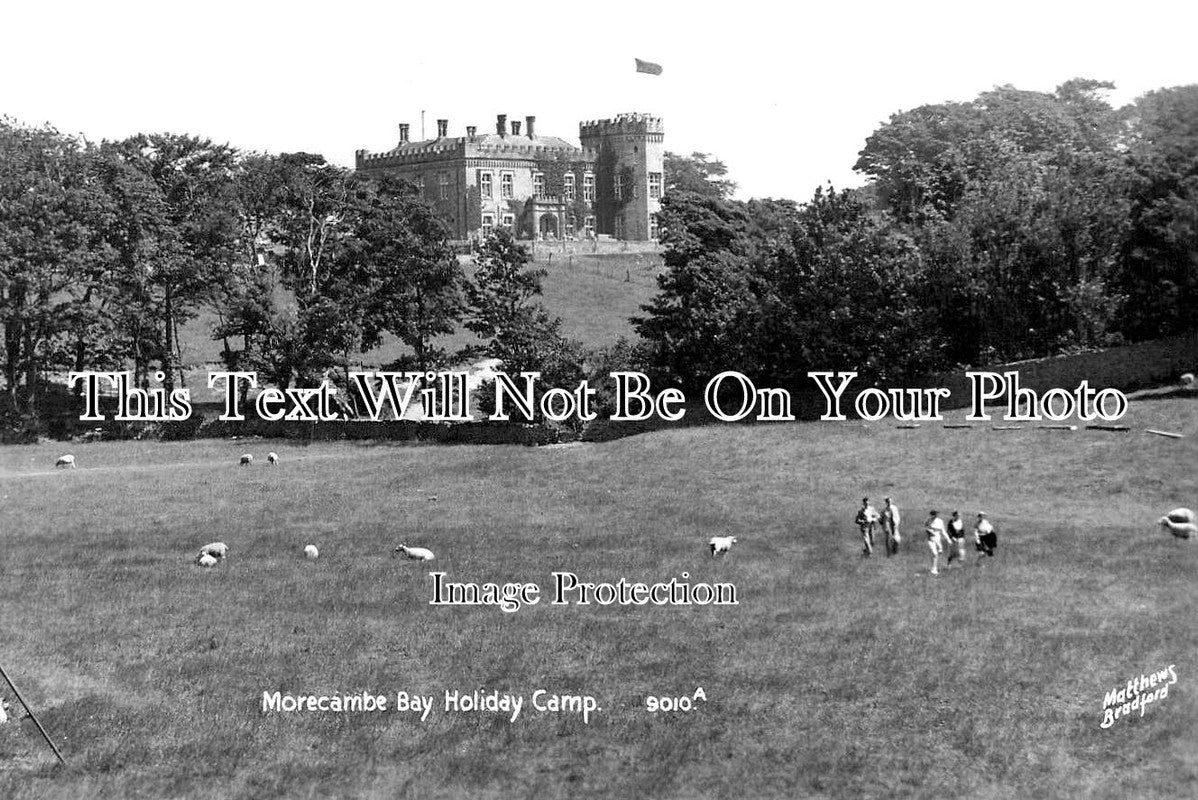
<box><xmin>637</xmin><ymin>80</ymin><xmax>1198</xmax><ymax>392</ymax></box>
<box><xmin>0</xmin><ymin>125</ymin><xmax>575</xmax><ymax>425</ymax></box>
<box><xmin>3</xmin><ymin>79</ymin><xmax>1195</xmax><ymax>427</ymax></box>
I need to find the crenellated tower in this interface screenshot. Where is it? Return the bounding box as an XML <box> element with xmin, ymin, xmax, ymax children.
<box><xmin>578</xmin><ymin>113</ymin><xmax>664</xmax><ymax>241</ymax></box>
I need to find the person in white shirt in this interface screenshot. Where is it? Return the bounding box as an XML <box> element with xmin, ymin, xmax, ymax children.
<box><xmin>925</xmin><ymin>510</ymin><xmax>946</xmax><ymax>575</ymax></box>
<box><xmin>946</xmin><ymin>510</ymin><xmax>966</xmax><ymax>564</ymax></box>
<box><xmin>882</xmin><ymin>497</ymin><xmax>901</xmax><ymax>556</ymax></box>
<box><xmin>975</xmin><ymin>512</ymin><xmax>997</xmax><ymax>557</ymax></box>
<box><xmin>855</xmin><ymin>497</ymin><xmax>880</xmax><ymax>556</ymax></box>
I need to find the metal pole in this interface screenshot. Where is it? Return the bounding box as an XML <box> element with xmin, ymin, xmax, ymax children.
<box><xmin>0</xmin><ymin>662</ymin><xmax>67</xmax><ymax>766</ymax></box>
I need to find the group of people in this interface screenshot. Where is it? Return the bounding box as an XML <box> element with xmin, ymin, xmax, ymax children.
<box><xmin>854</xmin><ymin>497</ymin><xmax>998</xmax><ymax>575</ymax></box>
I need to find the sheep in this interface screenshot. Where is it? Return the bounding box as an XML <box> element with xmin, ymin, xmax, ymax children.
<box><xmin>198</xmin><ymin>542</ymin><xmax>228</xmax><ymax>559</ymax></box>
<box><xmin>304</xmin><ymin>544</ymin><xmax>319</xmax><ymax>559</ymax></box>
<box><xmin>267</xmin><ymin>452</ymin><xmax>279</xmax><ymax>465</ymax></box>
<box><xmin>1181</xmin><ymin>373</ymin><xmax>1195</xmax><ymax>390</ymax></box>
<box><xmin>196</xmin><ymin>552</ymin><xmax>219</xmax><ymax>567</ymax></box>
<box><xmin>1159</xmin><ymin>518</ymin><xmax>1196</xmax><ymax>539</ymax></box>
<box><xmin>239</xmin><ymin>453</ymin><xmax>253</xmax><ymax>466</ymax></box>
<box><xmin>1165</xmin><ymin>508</ymin><xmax>1195</xmax><ymax>524</ymax></box>
<box><xmin>0</xmin><ymin>698</ymin><xmax>9</xmax><ymax>724</ymax></box>
<box><xmin>55</xmin><ymin>454</ymin><xmax>76</xmax><ymax>469</ymax></box>
<box><xmin>394</xmin><ymin>544</ymin><xmax>435</xmax><ymax>562</ymax></box>
<box><xmin>709</xmin><ymin>535</ymin><xmax>737</xmax><ymax>557</ymax></box>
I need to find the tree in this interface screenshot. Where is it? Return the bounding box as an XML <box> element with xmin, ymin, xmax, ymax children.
<box><xmin>351</xmin><ymin>174</ymin><xmax>463</xmax><ymax>375</ymax></box>
<box><xmin>462</xmin><ymin>230</ymin><xmax>584</xmax><ymax>420</ymax></box>
<box><xmin>1115</xmin><ymin>85</ymin><xmax>1198</xmax><ymax>339</ymax></box>
<box><xmin>634</xmin><ymin>192</ymin><xmax>765</xmax><ymax>389</ymax></box>
<box><xmin>663</xmin><ymin>152</ymin><xmax>737</xmax><ymax>199</ymax></box>
<box><xmin>0</xmin><ymin>119</ymin><xmax>113</xmax><ymax>418</ymax></box>
<box><xmin>101</xmin><ymin>133</ymin><xmax>241</xmax><ymax>390</ymax></box>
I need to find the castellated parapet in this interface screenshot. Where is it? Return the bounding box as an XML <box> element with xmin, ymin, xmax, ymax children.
<box><xmin>355</xmin><ymin>112</ymin><xmax>663</xmax><ymax>243</ymax></box>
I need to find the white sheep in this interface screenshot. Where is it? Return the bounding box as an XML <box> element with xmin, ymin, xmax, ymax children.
<box><xmin>267</xmin><ymin>452</ymin><xmax>279</xmax><ymax>465</ymax></box>
<box><xmin>1159</xmin><ymin>518</ymin><xmax>1196</xmax><ymax>539</ymax></box>
<box><xmin>1181</xmin><ymin>373</ymin><xmax>1195</xmax><ymax>390</ymax></box>
<box><xmin>709</xmin><ymin>535</ymin><xmax>737</xmax><ymax>557</ymax></box>
<box><xmin>1165</xmin><ymin>508</ymin><xmax>1195</xmax><ymax>524</ymax></box>
<box><xmin>198</xmin><ymin>542</ymin><xmax>228</xmax><ymax>559</ymax></box>
<box><xmin>394</xmin><ymin>544</ymin><xmax>435</xmax><ymax>561</ymax></box>
<box><xmin>0</xmin><ymin>698</ymin><xmax>9</xmax><ymax>724</ymax></box>
<box><xmin>304</xmin><ymin>544</ymin><xmax>319</xmax><ymax>559</ymax></box>
<box><xmin>196</xmin><ymin>552</ymin><xmax>219</xmax><ymax>567</ymax></box>
<box><xmin>239</xmin><ymin>453</ymin><xmax>254</xmax><ymax>466</ymax></box>
<box><xmin>55</xmin><ymin>454</ymin><xmax>76</xmax><ymax>469</ymax></box>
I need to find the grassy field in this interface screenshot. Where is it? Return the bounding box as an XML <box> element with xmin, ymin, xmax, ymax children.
<box><xmin>0</xmin><ymin>397</ymin><xmax>1194</xmax><ymax>799</ymax></box>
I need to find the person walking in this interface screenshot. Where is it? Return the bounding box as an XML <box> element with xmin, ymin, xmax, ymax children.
<box><xmin>925</xmin><ymin>510</ymin><xmax>946</xmax><ymax>575</ymax></box>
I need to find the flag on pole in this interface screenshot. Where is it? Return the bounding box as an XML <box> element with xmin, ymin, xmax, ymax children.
<box><xmin>635</xmin><ymin>58</ymin><xmax>663</xmax><ymax>76</ymax></box>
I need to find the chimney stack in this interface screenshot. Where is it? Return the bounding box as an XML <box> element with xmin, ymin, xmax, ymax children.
<box><xmin>496</xmin><ymin>114</ymin><xmax>507</xmax><ymax>137</ymax></box>
<box><xmin>436</xmin><ymin>119</ymin><xmax>448</xmax><ymax>138</ymax></box>
<box><xmin>525</xmin><ymin>116</ymin><xmax>536</xmax><ymax>139</ymax></box>
<box><xmin>466</xmin><ymin>125</ymin><xmax>477</xmax><ymax>139</ymax></box>
<box><xmin>398</xmin><ymin>123</ymin><xmax>410</xmax><ymax>143</ymax></box>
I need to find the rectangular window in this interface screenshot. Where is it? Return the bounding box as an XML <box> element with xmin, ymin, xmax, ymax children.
<box><xmin>501</xmin><ymin>172</ymin><xmax>514</xmax><ymax>199</ymax></box>
<box><xmin>502</xmin><ymin>213</ymin><xmax>515</xmax><ymax>229</ymax></box>
<box><xmin>480</xmin><ymin>172</ymin><xmax>493</xmax><ymax>200</ymax></box>
<box><xmin>649</xmin><ymin>172</ymin><xmax>662</xmax><ymax>199</ymax></box>
<box><xmin>614</xmin><ymin>215</ymin><xmax>625</xmax><ymax>239</ymax></box>
<box><xmin>416</xmin><ymin>174</ymin><xmax>426</xmax><ymax>195</ymax></box>
<box><xmin>582</xmin><ymin>173</ymin><xmax>594</xmax><ymax>202</ymax></box>
<box><xmin>649</xmin><ymin>213</ymin><xmax>659</xmax><ymax>240</ymax></box>
<box><xmin>439</xmin><ymin>172</ymin><xmax>449</xmax><ymax>200</ymax></box>
<box><xmin>614</xmin><ymin>173</ymin><xmax>624</xmax><ymax>202</ymax></box>
<box><xmin>563</xmin><ymin>173</ymin><xmax>575</xmax><ymax>201</ymax></box>
<box><xmin>584</xmin><ymin>215</ymin><xmax>595</xmax><ymax>238</ymax></box>
<box><xmin>481</xmin><ymin>213</ymin><xmax>494</xmax><ymax>238</ymax></box>
<box><xmin>565</xmin><ymin>217</ymin><xmax>576</xmax><ymax>238</ymax></box>
<box><xmin>533</xmin><ymin>173</ymin><xmax>545</xmax><ymax>199</ymax></box>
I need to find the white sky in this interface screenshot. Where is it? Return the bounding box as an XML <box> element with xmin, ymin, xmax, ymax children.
<box><xmin>3</xmin><ymin>0</ymin><xmax>1195</xmax><ymax>200</ymax></box>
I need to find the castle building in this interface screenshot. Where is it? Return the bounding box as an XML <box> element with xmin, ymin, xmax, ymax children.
<box><xmin>354</xmin><ymin>113</ymin><xmax>664</xmax><ymax>242</ymax></box>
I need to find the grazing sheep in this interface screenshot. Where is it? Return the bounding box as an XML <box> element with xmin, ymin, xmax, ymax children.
<box><xmin>0</xmin><ymin>698</ymin><xmax>8</xmax><ymax>724</ymax></box>
<box><xmin>55</xmin><ymin>454</ymin><xmax>76</xmax><ymax>469</ymax></box>
<box><xmin>1181</xmin><ymin>373</ymin><xmax>1195</xmax><ymax>390</ymax></box>
<box><xmin>239</xmin><ymin>453</ymin><xmax>253</xmax><ymax>466</ymax></box>
<box><xmin>394</xmin><ymin>544</ymin><xmax>435</xmax><ymax>562</ymax></box>
<box><xmin>198</xmin><ymin>542</ymin><xmax>228</xmax><ymax>559</ymax></box>
<box><xmin>304</xmin><ymin>544</ymin><xmax>319</xmax><ymax>559</ymax></box>
<box><xmin>709</xmin><ymin>535</ymin><xmax>737</xmax><ymax>557</ymax></box>
<box><xmin>196</xmin><ymin>552</ymin><xmax>219</xmax><ymax>567</ymax></box>
<box><xmin>1165</xmin><ymin>508</ymin><xmax>1195</xmax><ymax>524</ymax></box>
<box><xmin>1159</xmin><ymin>518</ymin><xmax>1196</xmax><ymax>539</ymax></box>
<box><xmin>267</xmin><ymin>452</ymin><xmax>279</xmax><ymax>465</ymax></box>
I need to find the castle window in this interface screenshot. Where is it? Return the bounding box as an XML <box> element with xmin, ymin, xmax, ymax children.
<box><xmin>649</xmin><ymin>172</ymin><xmax>662</xmax><ymax>199</ymax></box>
<box><xmin>416</xmin><ymin>174</ymin><xmax>426</xmax><ymax>195</ymax></box>
<box><xmin>482</xmin><ymin>213</ymin><xmax>495</xmax><ymax>238</ymax></box>
<box><xmin>582</xmin><ymin>173</ymin><xmax>594</xmax><ymax>202</ymax></box>
<box><xmin>614</xmin><ymin>173</ymin><xmax>624</xmax><ymax>202</ymax></box>
<box><xmin>565</xmin><ymin>217</ymin><xmax>576</xmax><ymax>238</ymax></box>
<box><xmin>502</xmin><ymin>213</ymin><xmax>515</xmax><ymax>229</ymax></box>
<box><xmin>649</xmin><ymin>213</ymin><xmax>659</xmax><ymax>240</ymax></box>
<box><xmin>533</xmin><ymin>173</ymin><xmax>545</xmax><ymax>199</ymax></box>
<box><xmin>480</xmin><ymin>172</ymin><xmax>493</xmax><ymax>200</ymax></box>
<box><xmin>439</xmin><ymin>172</ymin><xmax>449</xmax><ymax>200</ymax></box>
<box><xmin>563</xmin><ymin>173</ymin><xmax>575</xmax><ymax>201</ymax></box>
<box><xmin>614</xmin><ymin>215</ymin><xmax>625</xmax><ymax>239</ymax></box>
<box><xmin>501</xmin><ymin>172</ymin><xmax>514</xmax><ymax>199</ymax></box>
<box><xmin>584</xmin><ymin>215</ymin><xmax>595</xmax><ymax>238</ymax></box>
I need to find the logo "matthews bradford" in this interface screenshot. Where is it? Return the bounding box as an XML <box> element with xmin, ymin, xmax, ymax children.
<box><xmin>1101</xmin><ymin>665</ymin><xmax>1178</xmax><ymax>729</ymax></box>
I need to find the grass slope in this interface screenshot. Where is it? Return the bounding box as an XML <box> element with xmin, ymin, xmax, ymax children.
<box><xmin>0</xmin><ymin>398</ymin><xmax>1194</xmax><ymax>799</ymax></box>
